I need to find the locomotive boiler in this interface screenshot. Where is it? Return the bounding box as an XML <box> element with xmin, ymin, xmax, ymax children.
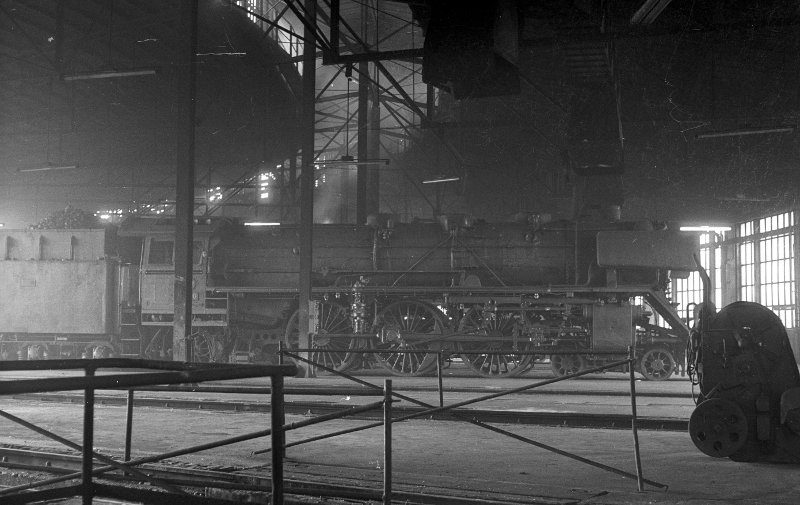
<box><xmin>0</xmin><ymin>213</ymin><xmax>698</xmax><ymax>380</ymax></box>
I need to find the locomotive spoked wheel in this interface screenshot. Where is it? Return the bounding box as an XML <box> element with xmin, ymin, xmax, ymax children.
<box><xmin>284</xmin><ymin>302</ymin><xmax>362</xmax><ymax>373</ymax></box>
<box><xmin>84</xmin><ymin>342</ymin><xmax>117</xmax><ymax>359</ymax></box>
<box><xmin>26</xmin><ymin>343</ymin><xmax>52</xmax><ymax>360</ymax></box>
<box><xmin>190</xmin><ymin>330</ymin><xmax>222</xmax><ymax>363</ymax></box>
<box><xmin>457</xmin><ymin>308</ymin><xmax>532</xmax><ymax>377</ymax></box>
<box><xmin>689</xmin><ymin>398</ymin><xmax>748</xmax><ymax>458</ymax></box>
<box><xmin>639</xmin><ymin>347</ymin><xmax>676</xmax><ymax>381</ymax></box>
<box><xmin>372</xmin><ymin>300</ymin><xmax>445</xmax><ymax>376</ymax></box>
<box><xmin>144</xmin><ymin>328</ymin><xmax>173</xmax><ymax>360</ymax></box>
<box><xmin>549</xmin><ymin>353</ymin><xmax>586</xmax><ymax>377</ymax></box>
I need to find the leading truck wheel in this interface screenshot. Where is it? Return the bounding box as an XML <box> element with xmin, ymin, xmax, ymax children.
<box><xmin>639</xmin><ymin>347</ymin><xmax>676</xmax><ymax>381</ymax></box>
<box><xmin>550</xmin><ymin>354</ymin><xmax>585</xmax><ymax>377</ymax></box>
<box><xmin>372</xmin><ymin>300</ymin><xmax>445</xmax><ymax>376</ymax></box>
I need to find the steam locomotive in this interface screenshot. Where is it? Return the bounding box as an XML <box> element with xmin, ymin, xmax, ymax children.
<box><xmin>0</xmin><ymin>213</ymin><xmax>698</xmax><ymax>380</ymax></box>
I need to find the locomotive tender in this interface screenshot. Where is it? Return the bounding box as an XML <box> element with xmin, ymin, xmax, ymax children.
<box><xmin>0</xmin><ymin>213</ymin><xmax>698</xmax><ymax>380</ymax></box>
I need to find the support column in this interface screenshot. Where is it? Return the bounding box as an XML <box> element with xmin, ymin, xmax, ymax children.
<box><xmin>367</xmin><ymin>75</ymin><xmax>381</xmax><ymax>216</ymax></box>
<box><xmin>356</xmin><ymin>61</ymin><xmax>369</xmax><ymax>225</ymax></box>
<box><xmin>297</xmin><ymin>0</ymin><xmax>317</xmax><ymax>377</ymax></box>
<box><xmin>173</xmin><ymin>0</ymin><xmax>198</xmax><ymax>362</ymax></box>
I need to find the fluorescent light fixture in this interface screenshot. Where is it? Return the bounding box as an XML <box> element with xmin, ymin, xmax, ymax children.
<box><xmin>62</xmin><ymin>68</ymin><xmax>158</xmax><ymax>81</ymax></box>
<box><xmin>696</xmin><ymin>126</ymin><xmax>794</xmax><ymax>139</ymax></box>
<box><xmin>422</xmin><ymin>176</ymin><xmax>461</xmax><ymax>184</ymax></box>
<box><xmin>244</xmin><ymin>222</ymin><xmax>281</xmax><ymax>226</ymax></box>
<box><xmin>680</xmin><ymin>226</ymin><xmax>732</xmax><ymax>233</ymax></box>
<box><xmin>314</xmin><ymin>157</ymin><xmax>390</xmax><ymax>166</ymax></box>
<box><xmin>18</xmin><ymin>163</ymin><xmax>79</xmax><ymax>173</ymax></box>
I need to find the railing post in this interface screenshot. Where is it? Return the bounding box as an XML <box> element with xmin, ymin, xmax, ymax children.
<box><xmin>271</xmin><ymin>374</ymin><xmax>285</xmax><ymax>505</ymax></box>
<box><xmin>124</xmin><ymin>390</ymin><xmax>134</xmax><ymax>463</ymax></box>
<box><xmin>383</xmin><ymin>379</ymin><xmax>392</xmax><ymax>505</ymax></box>
<box><xmin>628</xmin><ymin>346</ymin><xmax>644</xmax><ymax>491</ymax></box>
<box><xmin>436</xmin><ymin>351</ymin><xmax>444</xmax><ymax>407</ymax></box>
<box><xmin>82</xmin><ymin>366</ymin><xmax>95</xmax><ymax>505</ymax></box>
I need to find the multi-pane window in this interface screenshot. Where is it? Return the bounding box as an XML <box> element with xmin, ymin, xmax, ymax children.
<box><xmin>738</xmin><ymin>211</ymin><xmax>796</xmax><ymax>328</ymax></box>
<box><xmin>672</xmin><ymin>233</ymin><xmax>723</xmax><ymax>325</ymax></box>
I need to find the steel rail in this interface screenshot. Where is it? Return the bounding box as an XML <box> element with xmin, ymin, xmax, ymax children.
<box><xmin>0</xmin><ymin>409</ymin><xmax>186</xmax><ymax>495</ymax></box>
<box><xmin>0</xmin><ymin>446</ymin><xmax>572</xmax><ymax>505</ymax></box>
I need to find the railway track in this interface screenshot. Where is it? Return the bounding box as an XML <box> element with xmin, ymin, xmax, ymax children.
<box><xmin>8</xmin><ymin>391</ymin><xmax>689</xmax><ymax>432</ymax></box>
<box><xmin>0</xmin><ymin>445</ymin><xmax>577</xmax><ymax>505</ymax></box>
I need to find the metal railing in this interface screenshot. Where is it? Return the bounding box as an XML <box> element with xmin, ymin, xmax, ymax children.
<box><xmin>0</xmin><ymin>358</ymin><xmax>296</xmax><ymax>505</ymax></box>
<box><xmin>280</xmin><ymin>344</ymin><xmax>668</xmax><ymax>497</ymax></box>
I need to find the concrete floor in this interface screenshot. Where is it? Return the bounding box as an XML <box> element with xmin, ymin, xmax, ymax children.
<box><xmin>0</xmin><ymin>370</ymin><xmax>797</xmax><ymax>504</ymax></box>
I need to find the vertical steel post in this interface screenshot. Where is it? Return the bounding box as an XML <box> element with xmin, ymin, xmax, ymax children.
<box><xmin>426</xmin><ymin>83</ymin><xmax>435</xmax><ymax>126</ymax></box>
<box><xmin>356</xmin><ymin>59</ymin><xmax>369</xmax><ymax>225</ymax></box>
<box><xmin>436</xmin><ymin>351</ymin><xmax>444</xmax><ymax>407</ymax></box>
<box><xmin>124</xmin><ymin>390</ymin><xmax>134</xmax><ymax>462</ymax></box>
<box><xmin>298</xmin><ymin>0</ymin><xmax>317</xmax><ymax>378</ymax></box>
<box><xmin>271</xmin><ymin>375</ymin><xmax>285</xmax><ymax>504</ymax></box>
<box><xmin>367</xmin><ymin>74</ymin><xmax>381</xmax><ymax>216</ymax></box>
<box><xmin>174</xmin><ymin>0</ymin><xmax>199</xmax><ymax>362</ymax></box>
<box><xmin>628</xmin><ymin>346</ymin><xmax>644</xmax><ymax>492</ymax></box>
<box><xmin>383</xmin><ymin>379</ymin><xmax>392</xmax><ymax>505</ymax></box>
<box><xmin>82</xmin><ymin>367</ymin><xmax>95</xmax><ymax>505</ymax></box>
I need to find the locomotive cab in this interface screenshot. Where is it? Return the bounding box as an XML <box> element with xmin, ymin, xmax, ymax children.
<box><xmin>117</xmin><ymin>217</ymin><xmax>229</xmax><ymax>361</ymax></box>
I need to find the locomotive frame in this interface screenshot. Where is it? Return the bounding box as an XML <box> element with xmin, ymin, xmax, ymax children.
<box><xmin>1</xmin><ymin>215</ymin><xmax>697</xmax><ymax>381</ymax></box>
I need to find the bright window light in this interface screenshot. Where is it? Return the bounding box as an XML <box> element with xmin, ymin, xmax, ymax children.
<box><xmin>244</xmin><ymin>222</ymin><xmax>281</xmax><ymax>226</ymax></box>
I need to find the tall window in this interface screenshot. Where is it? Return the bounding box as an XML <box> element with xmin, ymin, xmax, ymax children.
<box><xmin>738</xmin><ymin>211</ymin><xmax>795</xmax><ymax>328</ymax></box>
<box><xmin>672</xmin><ymin>233</ymin><xmax>723</xmax><ymax>324</ymax></box>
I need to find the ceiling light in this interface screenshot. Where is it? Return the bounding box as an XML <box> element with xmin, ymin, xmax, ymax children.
<box><xmin>422</xmin><ymin>176</ymin><xmax>461</xmax><ymax>184</ymax></box>
<box><xmin>314</xmin><ymin>157</ymin><xmax>390</xmax><ymax>167</ymax></box>
<box><xmin>244</xmin><ymin>222</ymin><xmax>281</xmax><ymax>226</ymax></box>
<box><xmin>696</xmin><ymin>126</ymin><xmax>795</xmax><ymax>139</ymax></box>
<box><xmin>679</xmin><ymin>226</ymin><xmax>732</xmax><ymax>233</ymax></box>
<box><xmin>62</xmin><ymin>68</ymin><xmax>158</xmax><ymax>81</ymax></box>
<box><xmin>18</xmin><ymin>163</ymin><xmax>79</xmax><ymax>173</ymax></box>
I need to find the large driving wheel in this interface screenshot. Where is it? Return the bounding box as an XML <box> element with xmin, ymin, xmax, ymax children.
<box><xmin>550</xmin><ymin>353</ymin><xmax>586</xmax><ymax>377</ymax></box>
<box><xmin>284</xmin><ymin>302</ymin><xmax>362</xmax><ymax>373</ymax></box>
<box><xmin>639</xmin><ymin>346</ymin><xmax>676</xmax><ymax>381</ymax></box>
<box><xmin>191</xmin><ymin>329</ymin><xmax>224</xmax><ymax>363</ymax></box>
<box><xmin>143</xmin><ymin>328</ymin><xmax>173</xmax><ymax>360</ymax></box>
<box><xmin>372</xmin><ymin>300</ymin><xmax>445</xmax><ymax>376</ymax></box>
<box><xmin>457</xmin><ymin>307</ymin><xmax>532</xmax><ymax>377</ymax></box>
